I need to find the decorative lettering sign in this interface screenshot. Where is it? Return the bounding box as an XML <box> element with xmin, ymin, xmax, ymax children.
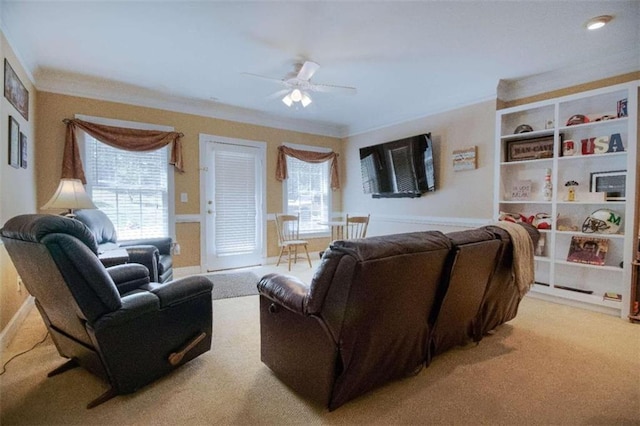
<box><xmin>452</xmin><ymin>146</ymin><xmax>477</xmax><ymax>172</ymax></box>
<box><xmin>506</xmin><ymin>135</ymin><xmax>555</xmax><ymax>162</ymax></box>
<box><xmin>581</xmin><ymin>133</ymin><xmax>625</xmax><ymax>155</ymax></box>
<box><xmin>510</xmin><ymin>180</ymin><xmax>531</xmax><ymax>201</ymax></box>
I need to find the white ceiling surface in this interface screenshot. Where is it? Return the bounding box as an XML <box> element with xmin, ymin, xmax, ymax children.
<box><xmin>1</xmin><ymin>1</ymin><xmax>639</xmax><ymax>137</ymax></box>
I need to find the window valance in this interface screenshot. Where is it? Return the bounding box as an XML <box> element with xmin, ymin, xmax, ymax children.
<box><xmin>276</xmin><ymin>145</ymin><xmax>340</xmax><ymax>190</ymax></box>
<box><xmin>61</xmin><ymin>118</ymin><xmax>184</xmax><ymax>184</ymax></box>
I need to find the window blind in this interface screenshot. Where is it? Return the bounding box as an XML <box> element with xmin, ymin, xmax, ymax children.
<box><xmin>285</xmin><ymin>156</ymin><xmax>329</xmax><ymax>233</ymax></box>
<box><xmin>84</xmin><ymin>135</ymin><xmax>169</xmax><ymax>240</ymax></box>
<box><xmin>214</xmin><ymin>149</ymin><xmax>258</xmax><ymax>255</ymax></box>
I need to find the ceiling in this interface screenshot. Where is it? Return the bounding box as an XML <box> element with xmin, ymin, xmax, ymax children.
<box><xmin>1</xmin><ymin>1</ymin><xmax>638</xmax><ymax>137</ymax></box>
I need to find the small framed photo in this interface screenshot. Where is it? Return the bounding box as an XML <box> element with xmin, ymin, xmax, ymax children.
<box><xmin>590</xmin><ymin>170</ymin><xmax>626</xmax><ymax>201</ymax></box>
<box><xmin>505</xmin><ymin>134</ymin><xmax>555</xmax><ymax>162</ymax></box>
<box><xmin>20</xmin><ymin>132</ymin><xmax>27</xmax><ymax>169</ymax></box>
<box><xmin>8</xmin><ymin>115</ymin><xmax>20</xmax><ymax>168</ymax></box>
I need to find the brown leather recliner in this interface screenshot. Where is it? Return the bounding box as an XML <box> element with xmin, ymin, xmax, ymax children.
<box><xmin>429</xmin><ymin>227</ymin><xmax>502</xmax><ymax>359</ymax></box>
<box><xmin>258</xmin><ymin>231</ymin><xmax>453</xmax><ymax>410</ymax></box>
<box><xmin>476</xmin><ymin>223</ymin><xmax>540</xmax><ymax>336</ymax></box>
<box><xmin>1</xmin><ymin>214</ymin><xmax>213</xmax><ymax>408</ymax></box>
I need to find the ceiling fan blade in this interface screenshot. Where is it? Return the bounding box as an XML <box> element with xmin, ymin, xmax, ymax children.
<box><xmin>266</xmin><ymin>89</ymin><xmax>291</xmax><ymax>100</ymax></box>
<box><xmin>297</xmin><ymin>61</ymin><xmax>320</xmax><ymax>81</ymax></box>
<box><xmin>241</xmin><ymin>72</ymin><xmax>289</xmax><ymax>87</ymax></box>
<box><xmin>310</xmin><ymin>83</ymin><xmax>357</xmax><ymax>95</ymax></box>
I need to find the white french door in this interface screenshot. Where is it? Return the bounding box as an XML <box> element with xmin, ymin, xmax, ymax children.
<box><xmin>201</xmin><ymin>136</ymin><xmax>266</xmax><ymax>271</ymax></box>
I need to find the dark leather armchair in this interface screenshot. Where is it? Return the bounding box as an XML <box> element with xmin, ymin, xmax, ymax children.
<box><xmin>1</xmin><ymin>214</ymin><xmax>213</xmax><ymax>408</ymax></box>
<box><xmin>74</xmin><ymin>209</ymin><xmax>173</xmax><ymax>283</ymax></box>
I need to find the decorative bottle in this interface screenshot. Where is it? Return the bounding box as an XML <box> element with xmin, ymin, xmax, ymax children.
<box><xmin>542</xmin><ymin>168</ymin><xmax>552</xmax><ymax>201</ymax></box>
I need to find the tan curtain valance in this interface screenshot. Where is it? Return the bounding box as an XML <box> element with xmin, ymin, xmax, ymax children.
<box><xmin>276</xmin><ymin>145</ymin><xmax>340</xmax><ymax>190</ymax></box>
<box><xmin>61</xmin><ymin>118</ymin><xmax>184</xmax><ymax>184</ymax></box>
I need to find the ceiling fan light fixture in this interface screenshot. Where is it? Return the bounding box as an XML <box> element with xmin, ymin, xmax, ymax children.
<box><xmin>282</xmin><ymin>94</ymin><xmax>293</xmax><ymax>107</ymax></box>
<box><xmin>586</xmin><ymin>15</ymin><xmax>612</xmax><ymax>30</ymax></box>
<box><xmin>290</xmin><ymin>89</ymin><xmax>303</xmax><ymax>102</ymax></box>
<box><xmin>301</xmin><ymin>92</ymin><xmax>312</xmax><ymax>107</ymax></box>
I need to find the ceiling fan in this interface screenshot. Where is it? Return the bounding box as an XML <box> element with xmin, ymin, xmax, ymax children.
<box><xmin>242</xmin><ymin>60</ymin><xmax>357</xmax><ymax>108</ymax></box>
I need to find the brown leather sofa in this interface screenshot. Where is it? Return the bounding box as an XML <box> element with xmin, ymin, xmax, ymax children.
<box><xmin>258</xmin><ymin>223</ymin><xmax>538</xmax><ymax>410</ymax></box>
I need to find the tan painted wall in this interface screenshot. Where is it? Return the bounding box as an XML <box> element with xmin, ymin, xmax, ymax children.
<box><xmin>0</xmin><ymin>31</ymin><xmax>37</xmax><ymax>331</ymax></box>
<box><xmin>343</xmin><ymin>100</ymin><xmax>497</xmax><ymax>236</ymax></box>
<box><xmin>35</xmin><ymin>91</ymin><xmax>341</xmax><ymax>268</ymax></box>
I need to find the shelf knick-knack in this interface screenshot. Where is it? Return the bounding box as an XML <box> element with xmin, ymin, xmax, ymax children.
<box><xmin>565</xmin><ymin>180</ymin><xmax>579</xmax><ymax>201</ymax></box>
<box><xmin>542</xmin><ymin>168</ymin><xmax>552</xmax><ymax>201</ymax></box>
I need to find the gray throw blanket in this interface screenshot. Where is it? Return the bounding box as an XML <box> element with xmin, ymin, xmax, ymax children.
<box><xmin>495</xmin><ymin>221</ymin><xmax>536</xmax><ymax>297</ymax></box>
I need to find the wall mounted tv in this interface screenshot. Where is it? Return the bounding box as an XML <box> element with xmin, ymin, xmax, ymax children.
<box><xmin>360</xmin><ymin>133</ymin><xmax>435</xmax><ymax>198</ymax></box>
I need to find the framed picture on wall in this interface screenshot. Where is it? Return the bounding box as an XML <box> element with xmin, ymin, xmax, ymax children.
<box><xmin>20</xmin><ymin>132</ymin><xmax>27</xmax><ymax>169</ymax></box>
<box><xmin>4</xmin><ymin>59</ymin><xmax>29</xmax><ymax>121</ymax></box>
<box><xmin>8</xmin><ymin>115</ymin><xmax>20</xmax><ymax>168</ymax></box>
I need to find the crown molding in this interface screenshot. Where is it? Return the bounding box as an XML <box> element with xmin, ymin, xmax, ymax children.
<box><xmin>34</xmin><ymin>70</ymin><xmax>348</xmax><ymax>138</ymax></box>
<box><xmin>346</xmin><ymin>93</ymin><xmax>497</xmax><ymax>138</ymax></box>
<box><xmin>498</xmin><ymin>48</ymin><xmax>640</xmax><ymax>102</ymax></box>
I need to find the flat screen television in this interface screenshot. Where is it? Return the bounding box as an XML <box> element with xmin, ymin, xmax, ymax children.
<box><xmin>359</xmin><ymin>133</ymin><xmax>435</xmax><ymax>198</ymax></box>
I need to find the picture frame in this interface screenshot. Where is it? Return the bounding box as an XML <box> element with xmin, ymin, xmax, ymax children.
<box><xmin>8</xmin><ymin>115</ymin><xmax>20</xmax><ymax>168</ymax></box>
<box><xmin>567</xmin><ymin>236</ymin><xmax>608</xmax><ymax>266</ymax></box>
<box><xmin>505</xmin><ymin>134</ymin><xmax>555</xmax><ymax>162</ymax></box>
<box><xmin>452</xmin><ymin>146</ymin><xmax>477</xmax><ymax>171</ymax></box>
<box><xmin>20</xmin><ymin>132</ymin><xmax>27</xmax><ymax>169</ymax></box>
<box><xmin>4</xmin><ymin>59</ymin><xmax>29</xmax><ymax>121</ymax></box>
<box><xmin>590</xmin><ymin>170</ymin><xmax>626</xmax><ymax>201</ymax></box>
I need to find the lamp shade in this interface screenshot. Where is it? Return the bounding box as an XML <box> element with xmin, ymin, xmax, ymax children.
<box><xmin>41</xmin><ymin>178</ymin><xmax>97</xmax><ymax>216</ymax></box>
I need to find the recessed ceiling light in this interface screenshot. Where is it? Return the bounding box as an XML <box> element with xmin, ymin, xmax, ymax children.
<box><xmin>586</xmin><ymin>15</ymin><xmax>613</xmax><ymax>30</ymax></box>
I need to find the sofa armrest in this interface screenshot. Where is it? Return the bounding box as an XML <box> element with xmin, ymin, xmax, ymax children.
<box><xmin>122</xmin><ymin>245</ymin><xmax>159</xmax><ymax>282</ymax></box>
<box><xmin>141</xmin><ymin>275</ymin><xmax>213</xmax><ymax>308</ymax></box>
<box><xmin>120</xmin><ymin>237</ymin><xmax>172</xmax><ymax>255</ymax></box>
<box><xmin>257</xmin><ymin>273</ymin><xmax>309</xmax><ymax>315</ymax></box>
<box><xmin>106</xmin><ymin>263</ymin><xmax>150</xmax><ymax>295</ymax></box>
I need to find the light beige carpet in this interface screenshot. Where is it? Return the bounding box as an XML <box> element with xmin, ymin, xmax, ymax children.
<box><xmin>205</xmin><ymin>271</ymin><xmax>259</xmax><ymax>300</ymax></box>
<box><xmin>1</xmin><ymin>262</ymin><xmax>639</xmax><ymax>425</ymax></box>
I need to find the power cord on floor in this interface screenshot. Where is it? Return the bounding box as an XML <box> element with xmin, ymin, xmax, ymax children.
<box><xmin>0</xmin><ymin>331</ymin><xmax>50</xmax><ymax>376</ymax></box>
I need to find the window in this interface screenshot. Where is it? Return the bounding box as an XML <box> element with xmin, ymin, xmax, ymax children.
<box><xmin>80</xmin><ymin>117</ymin><xmax>173</xmax><ymax>240</ymax></box>
<box><xmin>283</xmin><ymin>146</ymin><xmax>331</xmax><ymax>235</ymax></box>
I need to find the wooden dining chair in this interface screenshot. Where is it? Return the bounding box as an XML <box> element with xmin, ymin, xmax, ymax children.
<box><xmin>275</xmin><ymin>214</ymin><xmax>313</xmax><ymax>271</ymax></box>
<box><xmin>346</xmin><ymin>214</ymin><xmax>370</xmax><ymax>239</ymax></box>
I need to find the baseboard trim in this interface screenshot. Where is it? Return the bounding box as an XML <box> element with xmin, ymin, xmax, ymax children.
<box><xmin>0</xmin><ymin>296</ymin><xmax>35</xmax><ymax>353</ymax></box>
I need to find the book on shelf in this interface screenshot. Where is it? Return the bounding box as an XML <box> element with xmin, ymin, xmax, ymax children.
<box><xmin>566</xmin><ymin>236</ymin><xmax>609</xmax><ymax>266</ymax></box>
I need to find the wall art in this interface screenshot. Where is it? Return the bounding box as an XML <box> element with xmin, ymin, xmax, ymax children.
<box><xmin>4</xmin><ymin>58</ymin><xmax>29</xmax><ymax>121</ymax></box>
<box><xmin>8</xmin><ymin>115</ymin><xmax>20</xmax><ymax>168</ymax></box>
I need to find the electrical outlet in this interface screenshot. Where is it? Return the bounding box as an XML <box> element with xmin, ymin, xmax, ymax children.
<box><xmin>172</xmin><ymin>242</ymin><xmax>181</xmax><ymax>255</ymax></box>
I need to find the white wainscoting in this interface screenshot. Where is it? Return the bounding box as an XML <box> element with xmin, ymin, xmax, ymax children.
<box><xmin>367</xmin><ymin>214</ymin><xmax>492</xmax><ymax>237</ymax></box>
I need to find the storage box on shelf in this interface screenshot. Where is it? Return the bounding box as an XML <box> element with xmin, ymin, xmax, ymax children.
<box><xmin>494</xmin><ymin>82</ymin><xmax>639</xmax><ymax>318</ymax></box>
